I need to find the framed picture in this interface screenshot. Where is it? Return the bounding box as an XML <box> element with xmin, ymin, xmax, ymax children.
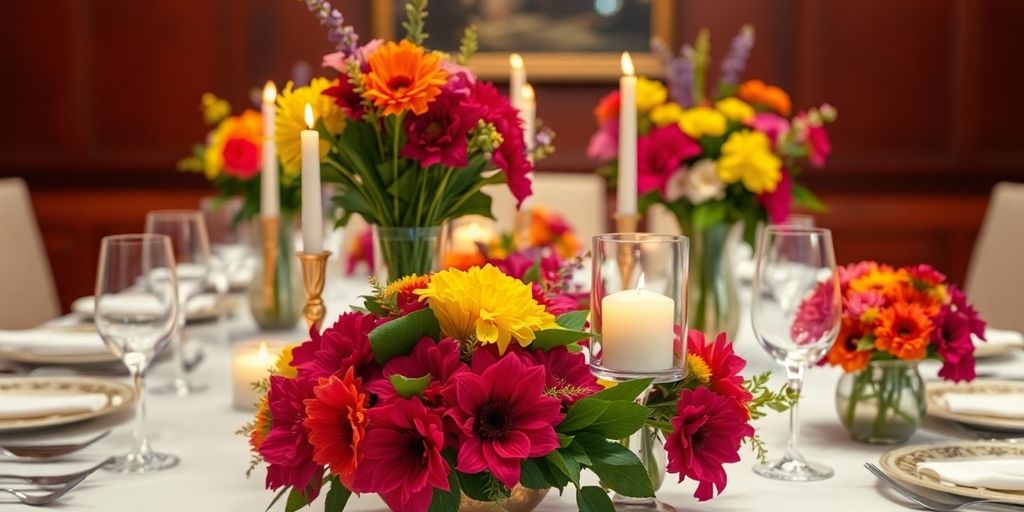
<box><xmin>372</xmin><ymin>0</ymin><xmax>674</xmax><ymax>82</ymax></box>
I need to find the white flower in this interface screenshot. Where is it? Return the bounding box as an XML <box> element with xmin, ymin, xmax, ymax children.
<box><xmin>663</xmin><ymin>167</ymin><xmax>689</xmax><ymax>202</ymax></box>
<box><xmin>683</xmin><ymin>159</ymin><xmax>726</xmax><ymax>204</ymax></box>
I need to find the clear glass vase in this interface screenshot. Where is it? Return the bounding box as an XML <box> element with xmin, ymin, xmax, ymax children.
<box><xmin>247</xmin><ymin>215</ymin><xmax>302</xmax><ymax>331</ymax></box>
<box><xmin>835</xmin><ymin>360</ymin><xmax>926</xmax><ymax>444</ymax></box>
<box><xmin>614</xmin><ymin>424</ymin><xmax>666</xmax><ymax>509</ymax></box>
<box><xmin>372</xmin><ymin>225</ymin><xmax>447</xmax><ymax>282</ymax></box>
<box><xmin>684</xmin><ymin>221</ymin><xmax>740</xmax><ymax>339</ymax></box>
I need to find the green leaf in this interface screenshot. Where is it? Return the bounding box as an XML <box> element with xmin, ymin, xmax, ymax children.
<box><xmin>558</xmin><ymin>433</ymin><xmax>575</xmax><ymax>448</ymax></box>
<box><xmin>558</xmin><ymin>398</ymin><xmax>610</xmax><ymax>433</ymax></box>
<box><xmin>521</xmin><ymin>260</ymin><xmax>541</xmax><ymax>284</ymax></box>
<box><xmin>428</xmin><ymin>470</ymin><xmax>461</xmax><ymax>512</ymax></box>
<box><xmin>855</xmin><ymin>336</ymin><xmax>876</xmax><ymax>351</ymax></box>
<box><xmin>265</xmin><ymin>488</ymin><xmax>289</xmax><ymax>512</ymax></box>
<box><xmin>284</xmin><ymin>488</ymin><xmax>310</xmax><ymax>512</ymax></box>
<box><xmin>457</xmin><ymin>472</ymin><xmax>507</xmax><ymax>502</ymax></box>
<box><xmin>390</xmin><ymin>374</ymin><xmax>432</xmax><ymax>399</ymax></box>
<box><xmin>531</xmin><ymin>328</ymin><xmax>591</xmax><ymax>351</ymax></box>
<box><xmin>576</xmin><ymin>486</ymin><xmax>615</xmax><ymax>512</ymax></box>
<box><xmin>450</xmin><ymin>190</ymin><xmax>494</xmax><ymax>219</ymax></box>
<box><xmin>555</xmin><ymin>310</ymin><xmax>589</xmax><ymax>331</ymax></box>
<box><xmin>792</xmin><ymin>183</ymin><xmax>827</xmax><ymax>212</ymax></box>
<box><xmin>563</xmin><ymin>439</ymin><xmax>592</xmax><ymax>466</ymax></box>
<box><xmin>588</xmin><ymin>401</ymin><xmax>651</xmax><ymax>439</ymax></box>
<box><xmin>324</xmin><ymin>477</ymin><xmax>352</xmax><ymax>511</ymax></box>
<box><xmin>519</xmin><ymin>458</ymin><xmax>552</xmax><ymax>490</ymax></box>
<box><xmin>369</xmin><ymin>308</ymin><xmax>440</xmax><ymax>364</ymax></box>
<box><xmin>546</xmin><ymin>450</ymin><xmax>581</xmax><ymax>487</ymax></box>
<box><xmin>362</xmin><ymin>295</ymin><xmax>388</xmax><ymax>316</ymax></box>
<box><xmin>591</xmin><ymin>458</ymin><xmax>655</xmax><ymax>498</ymax></box>
<box><xmin>587</xmin><ymin>378</ymin><xmax>653</xmax><ymax>403</ymax></box>
<box><xmin>692</xmin><ymin>201</ymin><xmax>729</xmax><ymax>229</ymax></box>
<box><xmin>573</xmin><ymin>433</ymin><xmax>639</xmax><ymax>466</ymax></box>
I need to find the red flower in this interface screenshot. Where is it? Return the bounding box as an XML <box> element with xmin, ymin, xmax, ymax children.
<box><xmin>637</xmin><ymin>125</ymin><xmax>701</xmax><ymax>195</ymax></box>
<box><xmin>686</xmin><ymin>331</ymin><xmax>753</xmax><ymax>406</ymax></box>
<box><xmin>291</xmin><ymin>312</ymin><xmax>380</xmax><ymax>382</ymax></box>
<box><xmin>323</xmin><ymin>77</ymin><xmax>365</xmax><ymax>120</ymax></box>
<box><xmin>259</xmin><ymin>376</ymin><xmax>324</xmax><ymax>499</ymax></box>
<box><xmin>302</xmin><ymin>368</ymin><xmax>369</xmax><ymax>487</ymax></box>
<box><xmin>400</xmin><ymin>90</ymin><xmax>479</xmax><ymax>168</ymax></box>
<box><xmin>757</xmin><ymin>167</ymin><xmax>792</xmax><ymax>224</ymax></box>
<box><xmin>367</xmin><ymin>337</ymin><xmax>467</xmax><ymax>409</ymax></box>
<box><xmin>221</xmin><ymin>137</ymin><xmax>261</xmax><ymax>179</ymax></box>
<box><xmin>666</xmin><ymin>387</ymin><xmax>754</xmax><ymax>501</ymax></box>
<box><xmin>448</xmin><ymin>354</ymin><xmax>563</xmax><ymax>488</ymax></box>
<box><xmin>352</xmin><ymin>397</ymin><xmax>450</xmax><ymax>512</ymax></box>
<box><xmin>906</xmin><ymin>264</ymin><xmax>946</xmax><ymax>286</ymax></box>
<box><xmin>933</xmin><ymin>307</ymin><xmax>977</xmax><ymax>382</ymax></box>
<box><xmin>805</xmin><ymin>123</ymin><xmax>831</xmax><ymax>168</ymax></box>
<box><xmin>528</xmin><ymin>346</ymin><xmax>601</xmax><ymax>406</ymax></box>
<box><xmin>467</xmin><ymin>81</ymin><xmax>533</xmax><ymax>206</ymax></box>
<box><xmin>948</xmin><ymin>284</ymin><xmax>986</xmax><ymax>338</ymax></box>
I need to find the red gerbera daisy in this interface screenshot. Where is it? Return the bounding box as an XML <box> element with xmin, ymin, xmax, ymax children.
<box><xmin>686</xmin><ymin>330</ymin><xmax>753</xmax><ymax>406</ymax></box>
<box><xmin>258</xmin><ymin>375</ymin><xmax>324</xmax><ymax>499</ymax></box>
<box><xmin>302</xmin><ymin>367</ymin><xmax>369</xmax><ymax>487</ymax></box>
<box><xmin>291</xmin><ymin>312</ymin><xmax>380</xmax><ymax>382</ymax></box>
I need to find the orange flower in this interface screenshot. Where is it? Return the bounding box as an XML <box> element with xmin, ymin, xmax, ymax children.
<box><xmin>302</xmin><ymin>368</ymin><xmax>368</xmax><ymax>486</ymax></box>
<box><xmin>737</xmin><ymin>79</ymin><xmax>792</xmax><ymax>116</ymax></box>
<box><xmin>443</xmin><ymin>251</ymin><xmax>487</xmax><ymax>271</ymax></box>
<box><xmin>873</xmin><ymin>302</ymin><xmax>934</xmax><ymax>360</ymax></box>
<box><xmin>890</xmin><ymin>282</ymin><xmax>943</xmax><ymax>317</ymax></box>
<box><xmin>849</xmin><ymin>265</ymin><xmax>904</xmax><ymax>297</ymax></box>
<box><xmin>363</xmin><ymin>40</ymin><xmax>448</xmax><ymax>116</ymax></box>
<box><xmin>593</xmin><ymin>91</ymin><xmax>621</xmax><ymax>124</ymax></box>
<box><xmin>248</xmin><ymin>395</ymin><xmax>272</xmax><ymax>451</ymax></box>
<box><xmin>827</xmin><ymin>318</ymin><xmax>872</xmax><ymax>372</ymax></box>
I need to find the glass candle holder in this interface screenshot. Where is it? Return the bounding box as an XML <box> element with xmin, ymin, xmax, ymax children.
<box><xmin>590</xmin><ymin>233</ymin><xmax>689</xmax><ymax>384</ymax></box>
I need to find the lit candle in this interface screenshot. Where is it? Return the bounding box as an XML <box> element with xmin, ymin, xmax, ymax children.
<box><xmin>231</xmin><ymin>340</ymin><xmax>288</xmax><ymax>410</ymax></box>
<box><xmin>617</xmin><ymin>52</ymin><xmax>638</xmax><ymax>216</ymax></box>
<box><xmin>520</xmin><ymin>83</ymin><xmax>536</xmax><ymax>151</ymax></box>
<box><xmin>600</xmin><ymin>275</ymin><xmax>675</xmax><ymax>372</ymax></box>
<box><xmin>509</xmin><ymin>53</ymin><xmax>526</xmax><ymax>111</ymax></box>
<box><xmin>451</xmin><ymin>220</ymin><xmax>496</xmax><ymax>253</ymax></box>
<box><xmin>261</xmin><ymin>81</ymin><xmax>280</xmax><ymax>218</ymax></box>
<box><xmin>300</xmin><ymin>103</ymin><xmax>323</xmax><ymax>253</ymax></box>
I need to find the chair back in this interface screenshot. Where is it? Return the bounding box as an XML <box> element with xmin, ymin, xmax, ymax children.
<box><xmin>966</xmin><ymin>182</ymin><xmax>1024</xmax><ymax>331</ymax></box>
<box><xmin>0</xmin><ymin>178</ymin><xmax>60</xmax><ymax>328</ymax></box>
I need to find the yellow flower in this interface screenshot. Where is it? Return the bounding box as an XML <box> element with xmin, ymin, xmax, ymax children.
<box><xmin>274</xmin><ymin>344</ymin><xmax>297</xmax><ymax>379</ymax></box>
<box><xmin>201</xmin><ymin>93</ymin><xmax>231</xmax><ymax>125</ymax></box>
<box><xmin>686</xmin><ymin>354</ymin><xmax>712</xmax><ymax>385</ymax></box>
<box><xmin>678</xmin><ymin>107</ymin><xmax>727</xmax><ymax>138</ymax></box>
<box><xmin>275</xmin><ymin>77</ymin><xmax>346</xmax><ymax>176</ymax></box>
<box><xmin>717</xmin><ymin>131</ymin><xmax>782</xmax><ymax>193</ymax></box>
<box><xmin>715</xmin><ymin>97</ymin><xmax>755</xmax><ymax>122</ymax></box>
<box><xmin>635</xmin><ymin>77</ymin><xmax>668</xmax><ymax>112</ymax></box>
<box><xmin>415</xmin><ymin>264</ymin><xmax>557</xmax><ymax>354</ymax></box>
<box><xmin>649</xmin><ymin>102</ymin><xmax>685</xmax><ymax>127</ymax></box>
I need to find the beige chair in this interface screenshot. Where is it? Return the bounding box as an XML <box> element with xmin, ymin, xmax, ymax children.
<box><xmin>486</xmin><ymin>173</ymin><xmax>608</xmax><ymax>244</ymax></box>
<box><xmin>0</xmin><ymin>178</ymin><xmax>60</xmax><ymax>328</ymax></box>
<box><xmin>965</xmin><ymin>182</ymin><xmax>1024</xmax><ymax>332</ymax></box>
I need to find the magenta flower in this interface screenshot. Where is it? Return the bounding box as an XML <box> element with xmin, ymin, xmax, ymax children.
<box><xmin>441</xmin><ymin>61</ymin><xmax>476</xmax><ymax>98</ymax></box>
<box><xmin>448</xmin><ymin>353</ymin><xmax>563</xmax><ymax>488</ymax></box>
<box><xmin>838</xmin><ymin>261</ymin><xmax>875</xmax><ymax>288</ymax></box>
<box><xmin>756</xmin><ymin>167</ymin><xmax>792</xmax><ymax>224</ymax></box>
<box><xmin>259</xmin><ymin>375</ymin><xmax>324</xmax><ymax>499</ymax></box>
<box><xmin>637</xmin><ymin>125</ymin><xmax>701</xmax><ymax>196</ymax></box>
<box><xmin>806</xmin><ymin>123</ymin><xmax>832</xmax><ymax>168</ymax></box>
<box><xmin>747</xmin><ymin>113</ymin><xmax>789</xmax><ymax>147</ymax></box>
<box><xmin>528</xmin><ymin>346</ymin><xmax>601</xmax><ymax>406</ymax></box>
<box><xmin>845</xmin><ymin>291</ymin><xmax>885</xmax><ymax>318</ymax></box>
<box><xmin>400</xmin><ymin>91</ymin><xmax>479</xmax><ymax>168</ymax></box>
<box><xmin>586</xmin><ymin>120</ymin><xmax>619</xmax><ymax>162</ymax></box>
<box><xmin>948</xmin><ymin>284</ymin><xmax>986</xmax><ymax>338</ymax></box>
<box><xmin>291</xmin><ymin>312</ymin><xmax>380</xmax><ymax>382</ymax></box>
<box><xmin>322</xmin><ymin>76</ymin><xmax>365</xmax><ymax>120</ymax></box>
<box><xmin>367</xmin><ymin>337</ymin><xmax>467</xmax><ymax>409</ymax></box>
<box><xmin>933</xmin><ymin>307</ymin><xmax>977</xmax><ymax>382</ymax></box>
<box><xmin>906</xmin><ymin>264</ymin><xmax>947</xmax><ymax>285</ymax></box>
<box><xmin>687</xmin><ymin>330</ymin><xmax>752</xmax><ymax>406</ymax></box>
<box><xmin>790</xmin><ymin>279</ymin><xmax>840</xmax><ymax>345</ymax></box>
<box><xmin>352</xmin><ymin>397</ymin><xmax>449</xmax><ymax>512</ymax></box>
<box><xmin>666</xmin><ymin>387</ymin><xmax>754</xmax><ymax>502</ymax></box>
<box><xmin>467</xmin><ymin>81</ymin><xmax>533</xmax><ymax>206</ymax></box>
<box><xmin>533</xmin><ymin>284</ymin><xmax>579</xmax><ymax>316</ymax></box>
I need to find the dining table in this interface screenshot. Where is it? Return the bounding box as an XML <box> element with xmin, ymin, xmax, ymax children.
<box><xmin>2</xmin><ymin>273</ymin><xmax>1021</xmax><ymax>511</ymax></box>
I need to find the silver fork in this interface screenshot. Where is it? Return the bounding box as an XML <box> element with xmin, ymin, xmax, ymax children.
<box><xmin>0</xmin><ymin>468</ymin><xmax>93</xmax><ymax>506</ymax></box>
<box><xmin>0</xmin><ymin>456</ymin><xmax>112</xmax><ymax>485</ymax></box>
<box><xmin>864</xmin><ymin>462</ymin><xmax>1023</xmax><ymax>511</ymax></box>
<box><xmin>0</xmin><ymin>431</ymin><xmax>110</xmax><ymax>460</ymax></box>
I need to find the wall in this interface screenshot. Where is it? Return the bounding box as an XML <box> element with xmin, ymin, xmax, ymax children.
<box><xmin>1</xmin><ymin>0</ymin><xmax>1020</xmax><ymax>311</ymax></box>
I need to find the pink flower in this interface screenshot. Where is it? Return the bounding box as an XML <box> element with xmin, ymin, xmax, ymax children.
<box><xmin>441</xmin><ymin>61</ymin><xmax>476</xmax><ymax>99</ymax></box>
<box><xmin>533</xmin><ymin>284</ymin><xmax>579</xmax><ymax>316</ymax></box>
<box><xmin>906</xmin><ymin>264</ymin><xmax>946</xmax><ymax>285</ymax></box>
<box><xmin>367</xmin><ymin>337</ymin><xmax>467</xmax><ymax>410</ymax></box>
<box><xmin>467</xmin><ymin>81</ymin><xmax>533</xmax><ymax>206</ymax></box>
<box><xmin>757</xmin><ymin>167</ymin><xmax>792</xmax><ymax>224</ymax></box>
<box><xmin>637</xmin><ymin>125</ymin><xmax>701</xmax><ymax>196</ymax></box>
<box><xmin>666</xmin><ymin>387</ymin><xmax>754</xmax><ymax>502</ymax></box>
<box><xmin>400</xmin><ymin>90</ymin><xmax>479</xmax><ymax>168</ymax></box>
<box><xmin>790</xmin><ymin>280</ymin><xmax>840</xmax><ymax>346</ymax></box>
<box><xmin>845</xmin><ymin>291</ymin><xmax>885</xmax><ymax>318</ymax></box>
<box><xmin>933</xmin><ymin>307</ymin><xmax>977</xmax><ymax>382</ymax></box>
<box><xmin>747</xmin><ymin>113</ymin><xmax>790</xmax><ymax>146</ymax></box>
<box><xmin>448</xmin><ymin>354</ymin><xmax>563</xmax><ymax>488</ymax></box>
<box><xmin>352</xmin><ymin>397</ymin><xmax>449</xmax><ymax>512</ymax></box>
<box><xmin>687</xmin><ymin>331</ymin><xmax>752</xmax><ymax>406</ymax></box>
<box><xmin>291</xmin><ymin>312</ymin><xmax>380</xmax><ymax>383</ymax></box>
<box><xmin>259</xmin><ymin>376</ymin><xmax>324</xmax><ymax>499</ymax></box>
<box><xmin>805</xmin><ymin>123</ymin><xmax>831</xmax><ymax>168</ymax></box>
<box><xmin>345</xmin><ymin>227</ymin><xmax>374</xmax><ymax>276</ymax></box>
<box><xmin>838</xmin><ymin>261</ymin><xmax>875</xmax><ymax>288</ymax></box>
<box><xmin>586</xmin><ymin>120</ymin><xmax>619</xmax><ymax>162</ymax></box>
<box><xmin>528</xmin><ymin>346</ymin><xmax>601</xmax><ymax>406</ymax></box>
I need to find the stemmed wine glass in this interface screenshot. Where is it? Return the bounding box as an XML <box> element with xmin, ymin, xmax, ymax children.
<box><xmin>94</xmin><ymin>234</ymin><xmax>180</xmax><ymax>472</ymax></box>
<box><xmin>200</xmin><ymin>196</ymin><xmax>253</xmax><ymax>343</ymax></box>
<box><xmin>751</xmin><ymin>226</ymin><xmax>841</xmax><ymax>481</ymax></box>
<box><xmin>145</xmin><ymin>210</ymin><xmax>212</xmax><ymax>396</ymax></box>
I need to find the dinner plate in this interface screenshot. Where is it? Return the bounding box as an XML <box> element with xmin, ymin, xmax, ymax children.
<box><xmin>0</xmin><ymin>376</ymin><xmax>134</xmax><ymax>432</ymax></box>
<box><xmin>71</xmin><ymin>293</ymin><xmax>239</xmax><ymax>323</ymax></box>
<box><xmin>927</xmin><ymin>380</ymin><xmax>1024</xmax><ymax>432</ymax></box>
<box><xmin>879</xmin><ymin>441</ymin><xmax>1024</xmax><ymax>504</ymax></box>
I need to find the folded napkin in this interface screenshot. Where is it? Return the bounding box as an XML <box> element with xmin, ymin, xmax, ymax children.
<box><xmin>976</xmin><ymin>328</ymin><xmax>1024</xmax><ymax>348</ymax></box>
<box><xmin>918</xmin><ymin>458</ymin><xmax>1024</xmax><ymax>491</ymax></box>
<box><xmin>0</xmin><ymin>329</ymin><xmax>109</xmax><ymax>356</ymax></box>
<box><xmin>942</xmin><ymin>392</ymin><xmax>1024</xmax><ymax>419</ymax></box>
<box><xmin>0</xmin><ymin>393</ymin><xmax>109</xmax><ymax>419</ymax></box>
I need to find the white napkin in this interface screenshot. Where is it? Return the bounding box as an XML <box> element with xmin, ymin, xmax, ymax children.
<box><xmin>942</xmin><ymin>393</ymin><xmax>1024</xmax><ymax>419</ymax></box>
<box><xmin>72</xmin><ymin>294</ymin><xmax>221</xmax><ymax>319</ymax></box>
<box><xmin>0</xmin><ymin>393</ymin><xmax>109</xmax><ymax>419</ymax></box>
<box><xmin>918</xmin><ymin>459</ymin><xmax>1024</xmax><ymax>491</ymax></box>
<box><xmin>0</xmin><ymin>329</ymin><xmax>109</xmax><ymax>355</ymax></box>
<box><xmin>976</xmin><ymin>328</ymin><xmax>1024</xmax><ymax>348</ymax></box>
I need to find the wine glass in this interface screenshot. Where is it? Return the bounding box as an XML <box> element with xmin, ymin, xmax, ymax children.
<box><xmin>94</xmin><ymin>234</ymin><xmax>180</xmax><ymax>472</ymax></box>
<box><xmin>200</xmin><ymin>196</ymin><xmax>254</xmax><ymax>342</ymax></box>
<box><xmin>145</xmin><ymin>210</ymin><xmax>212</xmax><ymax>396</ymax></box>
<box><xmin>751</xmin><ymin>226</ymin><xmax>841</xmax><ymax>481</ymax></box>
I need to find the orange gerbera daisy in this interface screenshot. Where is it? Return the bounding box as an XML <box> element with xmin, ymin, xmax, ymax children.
<box><xmin>363</xmin><ymin>40</ymin><xmax>448</xmax><ymax>116</ymax></box>
<box><xmin>873</xmin><ymin>302</ymin><xmax>934</xmax><ymax>360</ymax></box>
<box><xmin>302</xmin><ymin>368</ymin><xmax>368</xmax><ymax>486</ymax></box>
<box><xmin>827</xmin><ymin>318</ymin><xmax>872</xmax><ymax>372</ymax></box>
<box><xmin>737</xmin><ymin>79</ymin><xmax>792</xmax><ymax>116</ymax></box>
<box><xmin>249</xmin><ymin>395</ymin><xmax>273</xmax><ymax>451</ymax></box>
<box><xmin>443</xmin><ymin>251</ymin><xmax>487</xmax><ymax>271</ymax></box>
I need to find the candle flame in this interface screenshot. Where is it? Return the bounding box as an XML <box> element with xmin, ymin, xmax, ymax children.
<box><xmin>262</xmin><ymin>81</ymin><xmax>277</xmax><ymax>103</ymax></box>
<box><xmin>621</xmin><ymin>52</ymin><xmax>635</xmax><ymax>76</ymax></box>
<box><xmin>522</xmin><ymin>83</ymin><xmax>535</xmax><ymax>101</ymax></box>
<box><xmin>257</xmin><ymin>341</ymin><xmax>269</xmax><ymax>362</ymax></box>
<box><xmin>304</xmin><ymin>103</ymin><xmax>314</xmax><ymax>129</ymax></box>
<box><xmin>636</xmin><ymin>272</ymin><xmax>645</xmax><ymax>290</ymax></box>
<box><xmin>509</xmin><ymin>53</ymin><xmax>524</xmax><ymax>70</ymax></box>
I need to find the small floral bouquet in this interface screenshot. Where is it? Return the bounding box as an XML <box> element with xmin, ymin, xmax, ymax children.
<box><xmin>242</xmin><ymin>263</ymin><xmax>793</xmax><ymax>511</ymax></box>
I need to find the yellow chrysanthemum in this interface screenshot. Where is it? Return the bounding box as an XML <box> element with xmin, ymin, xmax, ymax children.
<box><xmin>715</xmin><ymin>97</ymin><xmax>755</xmax><ymax>122</ymax></box>
<box><xmin>275</xmin><ymin>77</ymin><xmax>346</xmax><ymax>176</ymax></box>
<box><xmin>678</xmin><ymin>107</ymin><xmax>727</xmax><ymax>138</ymax></box>
<box><xmin>649</xmin><ymin>102</ymin><xmax>685</xmax><ymax>127</ymax></box>
<box><xmin>414</xmin><ymin>264</ymin><xmax>557</xmax><ymax>354</ymax></box>
<box><xmin>635</xmin><ymin>77</ymin><xmax>668</xmax><ymax>112</ymax></box>
<box><xmin>204</xmin><ymin>110</ymin><xmax>263</xmax><ymax>179</ymax></box>
<box><xmin>686</xmin><ymin>354</ymin><xmax>712</xmax><ymax>385</ymax></box>
<box><xmin>274</xmin><ymin>344</ymin><xmax>297</xmax><ymax>379</ymax></box>
<box><xmin>717</xmin><ymin>131</ymin><xmax>782</xmax><ymax>193</ymax></box>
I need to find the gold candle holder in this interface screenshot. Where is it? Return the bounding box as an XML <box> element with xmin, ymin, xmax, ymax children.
<box><xmin>297</xmin><ymin>250</ymin><xmax>331</xmax><ymax>331</ymax></box>
<box><xmin>613</xmin><ymin>212</ymin><xmax>641</xmax><ymax>287</ymax></box>
<box><xmin>259</xmin><ymin>216</ymin><xmax>280</xmax><ymax>312</ymax></box>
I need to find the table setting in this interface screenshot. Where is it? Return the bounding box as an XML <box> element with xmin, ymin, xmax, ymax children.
<box><xmin>1</xmin><ymin>1</ymin><xmax>1023</xmax><ymax>511</ymax></box>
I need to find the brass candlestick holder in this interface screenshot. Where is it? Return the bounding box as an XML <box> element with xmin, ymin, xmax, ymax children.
<box><xmin>613</xmin><ymin>212</ymin><xmax>641</xmax><ymax>287</ymax></box>
<box><xmin>259</xmin><ymin>216</ymin><xmax>280</xmax><ymax>313</ymax></box>
<box><xmin>297</xmin><ymin>250</ymin><xmax>331</xmax><ymax>331</ymax></box>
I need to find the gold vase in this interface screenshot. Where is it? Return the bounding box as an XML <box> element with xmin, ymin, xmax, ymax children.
<box><xmin>458</xmin><ymin>486</ymin><xmax>549</xmax><ymax>512</ymax></box>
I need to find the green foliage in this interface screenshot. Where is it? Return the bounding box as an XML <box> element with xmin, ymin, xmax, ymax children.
<box><xmin>368</xmin><ymin>308</ymin><xmax>440</xmax><ymax>363</ymax></box>
<box><xmin>555</xmin><ymin>310</ymin><xmax>589</xmax><ymax>330</ymax></box>
<box><xmin>324</xmin><ymin>477</ymin><xmax>352</xmax><ymax>511</ymax></box>
<box><xmin>587</xmin><ymin>378</ymin><xmax>653</xmax><ymax>403</ymax></box>
<box><xmin>390</xmin><ymin>374</ymin><xmax>432</xmax><ymax>399</ymax></box>
<box><xmin>531</xmin><ymin>328</ymin><xmax>591</xmax><ymax>351</ymax></box>
<box><xmin>576</xmin><ymin>486</ymin><xmax>615</xmax><ymax>512</ymax></box>
<box><xmin>428</xmin><ymin>468</ymin><xmax>461</xmax><ymax>512</ymax></box>
<box><xmin>284</xmin><ymin>488</ymin><xmax>309</xmax><ymax>512</ymax></box>
<box><xmin>403</xmin><ymin>0</ymin><xmax>429</xmax><ymax>44</ymax></box>
<box><xmin>457</xmin><ymin>471</ymin><xmax>509</xmax><ymax>502</ymax></box>
<box><xmin>793</xmin><ymin>183</ymin><xmax>828</xmax><ymax>212</ymax></box>
<box><xmin>457</xmin><ymin>24</ymin><xmax>478</xmax><ymax>65</ymax></box>
<box><xmin>742</xmin><ymin>371</ymin><xmax>798</xmax><ymax>420</ymax></box>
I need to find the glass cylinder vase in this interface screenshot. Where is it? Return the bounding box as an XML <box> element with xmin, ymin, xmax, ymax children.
<box><xmin>834</xmin><ymin>359</ymin><xmax>926</xmax><ymax>444</ymax></box>
<box><xmin>247</xmin><ymin>215</ymin><xmax>302</xmax><ymax>331</ymax></box>
<box><xmin>372</xmin><ymin>225</ymin><xmax>448</xmax><ymax>282</ymax></box>
<box><xmin>686</xmin><ymin>221</ymin><xmax>741</xmax><ymax>339</ymax></box>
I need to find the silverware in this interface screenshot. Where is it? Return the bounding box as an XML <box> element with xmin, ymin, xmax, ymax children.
<box><xmin>0</xmin><ymin>431</ymin><xmax>110</xmax><ymax>460</ymax></box>
<box><xmin>0</xmin><ymin>467</ymin><xmax>94</xmax><ymax>506</ymax></box>
<box><xmin>0</xmin><ymin>456</ymin><xmax>112</xmax><ymax>485</ymax></box>
<box><xmin>864</xmin><ymin>462</ymin><xmax>1024</xmax><ymax>511</ymax></box>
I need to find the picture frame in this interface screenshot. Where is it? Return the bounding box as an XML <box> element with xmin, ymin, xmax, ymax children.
<box><xmin>371</xmin><ymin>0</ymin><xmax>674</xmax><ymax>82</ymax></box>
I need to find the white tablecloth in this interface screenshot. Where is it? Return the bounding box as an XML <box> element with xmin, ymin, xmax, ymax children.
<box><xmin>2</xmin><ymin>277</ymin><xmax>1021</xmax><ymax>511</ymax></box>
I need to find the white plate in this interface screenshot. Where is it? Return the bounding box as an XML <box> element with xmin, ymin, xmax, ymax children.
<box><xmin>879</xmin><ymin>441</ymin><xmax>1024</xmax><ymax>504</ymax></box>
<box><xmin>927</xmin><ymin>379</ymin><xmax>1024</xmax><ymax>432</ymax></box>
<box><xmin>71</xmin><ymin>294</ymin><xmax>238</xmax><ymax>323</ymax></box>
<box><xmin>0</xmin><ymin>376</ymin><xmax>134</xmax><ymax>432</ymax></box>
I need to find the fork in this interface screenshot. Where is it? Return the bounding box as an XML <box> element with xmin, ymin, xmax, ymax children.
<box><xmin>0</xmin><ymin>456</ymin><xmax>112</xmax><ymax>485</ymax></box>
<box><xmin>0</xmin><ymin>431</ymin><xmax>110</xmax><ymax>460</ymax></box>
<box><xmin>0</xmin><ymin>468</ymin><xmax>94</xmax><ymax>506</ymax></box>
<box><xmin>864</xmin><ymin>462</ymin><xmax>1023</xmax><ymax>511</ymax></box>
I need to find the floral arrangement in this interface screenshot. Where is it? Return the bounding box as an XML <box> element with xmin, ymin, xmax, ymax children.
<box><xmin>242</xmin><ymin>263</ymin><xmax>794</xmax><ymax>511</ymax></box>
<box><xmin>587</xmin><ymin>26</ymin><xmax>835</xmax><ymax>242</ymax></box>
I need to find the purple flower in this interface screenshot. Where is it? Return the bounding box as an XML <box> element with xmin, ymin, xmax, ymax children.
<box><xmin>303</xmin><ymin>0</ymin><xmax>359</xmax><ymax>54</ymax></box>
<box><xmin>718</xmin><ymin>25</ymin><xmax>755</xmax><ymax>90</ymax></box>
<box><xmin>652</xmin><ymin>39</ymin><xmax>694</xmax><ymax>107</ymax></box>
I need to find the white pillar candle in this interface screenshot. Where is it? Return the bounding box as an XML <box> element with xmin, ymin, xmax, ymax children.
<box><xmin>451</xmin><ymin>220</ymin><xmax>496</xmax><ymax>253</ymax></box>
<box><xmin>600</xmin><ymin>286</ymin><xmax>675</xmax><ymax>372</ymax></box>
<box><xmin>617</xmin><ymin>52</ymin><xmax>638</xmax><ymax>216</ymax></box>
<box><xmin>520</xmin><ymin>83</ymin><xmax>536</xmax><ymax>151</ymax></box>
<box><xmin>261</xmin><ymin>81</ymin><xmax>280</xmax><ymax>218</ymax></box>
<box><xmin>300</xmin><ymin>103</ymin><xmax>323</xmax><ymax>253</ymax></box>
<box><xmin>509</xmin><ymin>53</ymin><xmax>526</xmax><ymax>111</ymax></box>
<box><xmin>231</xmin><ymin>340</ymin><xmax>288</xmax><ymax>410</ymax></box>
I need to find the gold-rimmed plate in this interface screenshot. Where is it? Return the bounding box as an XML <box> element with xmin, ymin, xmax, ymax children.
<box><xmin>0</xmin><ymin>376</ymin><xmax>134</xmax><ymax>432</ymax></box>
<box><xmin>879</xmin><ymin>441</ymin><xmax>1024</xmax><ymax>504</ymax></box>
<box><xmin>927</xmin><ymin>380</ymin><xmax>1024</xmax><ymax>433</ymax></box>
